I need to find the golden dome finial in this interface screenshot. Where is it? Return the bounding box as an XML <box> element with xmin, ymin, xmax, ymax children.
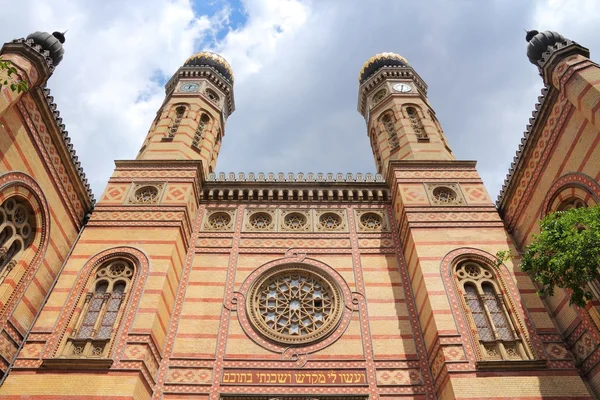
<box><xmin>359</xmin><ymin>52</ymin><xmax>409</xmax><ymax>84</ymax></box>
<box><xmin>184</xmin><ymin>51</ymin><xmax>234</xmax><ymax>83</ymax></box>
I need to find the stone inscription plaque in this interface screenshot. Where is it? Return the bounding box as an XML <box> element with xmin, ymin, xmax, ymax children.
<box><xmin>221</xmin><ymin>369</ymin><xmax>368</xmax><ymax>386</ymax></box>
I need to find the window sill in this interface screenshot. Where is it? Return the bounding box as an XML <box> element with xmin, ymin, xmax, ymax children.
<box><xmin>417</xmin><ymin>137</ymin><xmax>430</xmax><ymax>143</ymax></box>
<box><xmin>41</xmin><ymin>357</ymin><xmax>113</xmax><ymax>370</ymax></box>
<box><xmin>476</xmin><ymin>359</ymin><xmax>547</xmax><ymax>371</ymax></box>
<box><xmin>161</xmin><ymin>137</ymin><xmax>174</xmax><ymax>142</ymax></box>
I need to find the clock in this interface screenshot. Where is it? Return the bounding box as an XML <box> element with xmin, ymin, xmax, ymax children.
<box><xmin>180</xmin><ymin>82</ymin><xmax>200</xmax><ymax>92</ymax></box>
<box><xmin>393</xmin><ymin>83</ymin><xmax>412</xmax><ymax>93</ymax></box>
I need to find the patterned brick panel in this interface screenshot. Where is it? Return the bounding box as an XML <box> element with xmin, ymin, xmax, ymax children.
<box><xmin>239</xmin><ymin>238</ymin><xmax>351</xmax><ymax>248</ymax></box>
<box><xmin>376</xmin><ymin>368</ymin><xmax>423</xmax><ymax>385</ymax></box>
<box><xmin>166</xmin><ymin>367</ymin><xmax>213</xmax><ymax>384</ymax></box>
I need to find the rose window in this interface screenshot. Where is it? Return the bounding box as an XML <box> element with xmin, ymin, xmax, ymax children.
<box><xmin>432</xmin><ymin>187</ymin><xmax>457</xmax><ymax>204</ymax></box>
<box><xmin>360</xmin><ymin>213</ymin><xmax>382</xmax><ymax>230</ymax></box>
<box><xmin>134</xmin><ymin>186</ymin><xmax>159</xmax><ymax>203</ymax></box>
<box><xmin>283</xmin><ymin>213</ymin><xmax>307</xmax><ymax>230</ymax></box>
<box><xmin>247</xmin><ymin>265</ymin><xmax>343</xmax><ymax>345</ymax></box>
<box><xmin>208</xmin><ymin>212</ymin><xmax>231</xmax><ymax>229</ymax></box>
<box><xmin>249</xmin><ymin>212</ymin><xmax>272</xmax><ymax>229</ymax></box>
<box><xmin>319</xmin><ymin>213</ymin><xmax>342</xmax><ymax>230</ymax></box>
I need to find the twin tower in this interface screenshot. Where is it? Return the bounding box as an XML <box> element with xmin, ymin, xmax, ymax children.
<box><xmin>138</xmin><ymin>50</ymin><xmax>454</xmax><ymax>173</ymax></box>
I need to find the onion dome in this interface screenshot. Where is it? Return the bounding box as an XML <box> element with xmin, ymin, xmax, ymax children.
<box><xmin>526</xmin><ymin>30</ymin><xmax>567</xmax><ymax>65</ymax></box>
<box><xmin>184</xmin><ymin>51</ymin><xmax>233</xmax><ymax>83</ymax></box>
<box><xmin>26</xmin><ymin>31</ymin><xmax>65</xmax><ymax>66</ymax></box>
<box><xmin>359</xmin><ymin>52</ymin><xmax>409</xmax><ymax>84</ymax></box>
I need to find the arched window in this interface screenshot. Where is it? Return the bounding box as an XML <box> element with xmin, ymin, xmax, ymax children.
<box><xmin>66</xmin><ymin>260</ymin><xmax>134</xmax><ymax>358</ymax></box>
<box><xmin>372</xmin><ymin>88</ymin><xmax>387</xmax><ymax>105</ymax></box>
<box><xmin>406</xmin><ymin>106</ymin><xmax>427</xmax><ymax>139</ymax></box>
<box><xmin>192</xmin><ymin>113</ymin><xmax>211</xmax><ymax>148</ymax></box>
<box><xmin>168</xmin><ymin>106</ymin><xmax>186</xmax><ymax>138</ymax></box>
<box><xmin>454</xmin><ymin>260</ymin><xmax>530</xmax><ymax>361</ymax></box>
<box><xmin>0</xmin><ymin>197</ymin><xmax>35</xmax><ymax>276</ymax></box>
<box><xmin>205</xmin><ymin>88</ymin><xmax>220</xmax><ymax>103</ymax></box>
<box><xmin>381</xmin><ymin>112</ymin><xmax>399</xmax><ymax>149</ymax></box>
<box><xmin>557</xmin><ymin>197</ymin><xmax>586</xmax><ymax>211</ymax></box>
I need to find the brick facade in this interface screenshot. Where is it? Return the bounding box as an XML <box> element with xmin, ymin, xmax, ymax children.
<box><xmin>0</xmin><ymin>31</ymin><xmax>597</xmax><ymax>399</ymax></box>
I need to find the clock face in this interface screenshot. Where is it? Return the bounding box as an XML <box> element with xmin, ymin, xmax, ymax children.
<box><xmin>180</xmin><ymin>82</ymin><xmax>200</xmax><ymax>92</ymax></box>
<box><xmin>393</xmin><ymin>83</ymin><xmax>412</xmax><ymax>93</ymax></box>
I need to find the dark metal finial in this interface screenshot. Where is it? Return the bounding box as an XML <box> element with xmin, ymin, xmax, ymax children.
<box><xmin>525</xmin><ymin>29</ymin><xmax>539</xmax><ymax>42</ymax></box>
<box><xmin>52</xmin><ymin>31</ymin><xmax>66</xmax><ymax>44</ymax></box>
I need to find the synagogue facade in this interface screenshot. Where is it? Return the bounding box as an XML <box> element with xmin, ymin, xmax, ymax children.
<box><xmin>0</xmin><ymin>28</ymin><xmax>597</xmax><ymax>399</ymax></box>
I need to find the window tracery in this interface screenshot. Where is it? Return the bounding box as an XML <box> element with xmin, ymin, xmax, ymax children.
<box><xmin>246</xmin><ymin>265</ymin><xmax>343</xmax><ymax>344</ymax></box>
<box><xmin>557</xmin><ymin>197</ymin><xmax>586</xmax><ymax>211</ymax></box>
<box><xmin>0</xmin><ymin>197</ymin><xmax>34</xmax><ymax>274</ymax></box>
<box><xmin>168</xmin><ymin>106</ymin><xmax>186</xmax><ymax>138</ymax></box>
<box><xmin>318</xmin><ymin>212</ymin><xmax>342</xmax><ymax>230</ymax></box>
<box><xmin>66</xmin><ymin>260</ymin><xmax>134</xmax><ymax>358</ymax></box>
<box><xmin>454</xmin><ymin>260</ymin><xmax>529</xmax><ymax>361</ymax></box>
<box><xmin>372</xmin><ymin>88</ymin><xmax>387</xmax><ymax>105</ymax></box>
<box><xmin>381</xmin><ymin>112</ymin><xmax>399</xmax><ymax>149</ymax></box>
<box><xmin>192</xmin><ymin>113</ymin><xmax>210</xmax><ymax>148</ymax></box>
<box><xmin>406</xmin><ymin>106</ymin><xmax>427</xmax><ymax>139</ymax></box>
<box><xmin>205</xmin><ymin>88</ymin><xmax>220</xmax><ymax>103</ymax></box>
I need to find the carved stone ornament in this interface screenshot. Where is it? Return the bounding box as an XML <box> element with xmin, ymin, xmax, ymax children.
<box><xmin>280</xmin><ymin>210</ymin><xmax>311</xmax><ymax>232</ymax></box>
<box><xmin>355</xmin><ymin>209</ymin><xmax>388</xmax><ymax>232</ymax></box>
<box><xmin>126</xmin><ymin>183</ymin><xmax>166</xmax><ymax>205</ymax></box>
<box><xmin>315</xmin><ymin>210</ymin><xmax>347</xmax><ymax>232</ymax></box>
<box><xmin>424</xmin><ymin>183</ymin><xmax>465</xmax><ymax>206</ymax></box>
<box><xmin>204</xmin><ymin>209</ymin><xmax>235</xmax><ymax>231</ymax></box>
<box><xmin>244</xmin><ymin>209</ymin><xmax>277</xmax><ymax>231</ymax></box>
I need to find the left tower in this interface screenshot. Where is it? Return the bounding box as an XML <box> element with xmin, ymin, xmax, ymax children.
<box><xmin>137</xmin><ymin>51</ymin><xmax>235</xmax><ymax>176</ymax></box>
<box><xmin>0</xmin><ymin>31</ymin><xmax>93</xmax><ymax>380</ymax></box>
<box><xmin>0</xmin><ymin>48</ymin><xmax>234</xmax><ymax>398</ymax></box>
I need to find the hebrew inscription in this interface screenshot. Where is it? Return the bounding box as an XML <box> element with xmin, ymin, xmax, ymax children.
<box><xmin>221</xmin><ymin>369</ymin><xmax>367</xmax><ymax>386</ymax></box>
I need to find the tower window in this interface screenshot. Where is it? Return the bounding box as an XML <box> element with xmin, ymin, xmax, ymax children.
<box><xmin>192</xmin><ymin>113</ymin><xmax>211</xmax><ymax>149</ymax></box>
<box><xmin>205</xmin><ymin>88</ymin><xmax>220</xmax><ymax>103</ymax></box>
<box><xmin>372</xmin><ymin>88</ymin><xmax>387</xmax><ymax>105</ymax></box>
<box><xmin>406</xmin><ymin>107</ymin><xmax>427</xmax><ymax>139</ymax></box>
<box><xmin>168</xmin><ymin>106</ymin><xmax>186</xmax><ymax>138</ymax></box>
<box><xmin>381</xmin><ymin>112</ymin><xmax>399</xmax><ymax>149</ymax></box>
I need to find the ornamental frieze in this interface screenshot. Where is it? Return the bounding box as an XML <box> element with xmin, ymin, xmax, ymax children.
<box><xmin>221</xmin><ymin>369</ymin><xmax>367</xmax><ymax>386</ymax></box>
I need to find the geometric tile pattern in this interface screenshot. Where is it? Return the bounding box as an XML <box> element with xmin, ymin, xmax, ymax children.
<box><xmin>166</xmin><ymin>367</ymin><xmax>213</xmax><ymax>384</ymax></box>
<box><xmin>376</xmin><ymin>368</ymin><xmax>423</xmax><ymax>385</ymax></box>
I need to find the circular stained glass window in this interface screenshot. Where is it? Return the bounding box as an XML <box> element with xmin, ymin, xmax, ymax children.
<box><xmin>246</xmin><ymin>265</ymin><xmax>343</xmax><ymax>345</ymax></box>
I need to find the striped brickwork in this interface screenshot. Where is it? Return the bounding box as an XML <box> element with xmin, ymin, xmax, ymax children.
<box><xmin>137</xmin><ymin>80</ymin><xmax>228</xmax><ymax>177</ymax></box>
<box><xmin>499</xmin><ymin>48</ymin><xmax>600</xmax><ymax>396</ymax></box>
<box><xmin>0</xmin><ymin>65</ymin><xmax>93</xmax><ymax>379</ymax></box>
<box><xmin>391</xmin><ymin>160</ymin><xmax>592</xmax><ymax>399</ymax></box>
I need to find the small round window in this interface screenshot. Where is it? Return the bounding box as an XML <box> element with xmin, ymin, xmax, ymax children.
<box><xmin>360</xmin><ymin>212</ymin><xmax>383</xmax><ymax>230</ymax></box>
<box><xmin>134</xmin><ymin>186</ymin><xmax>159</xmax><ymax>204</ymax></box>
<box><xmin>432</xmin><ymin>187</ymin><xmax>457</xmax><ymax>204</ymax></box>
<box><xmin>208</xmin><ymin>212</ymin><xmax>231</xmax><ymax>229</ymax></box>
<box><xmin>319</xmin><ymin>212</ymin><xmax>342</xmax><ymax>230</ymax></box>
<box><xmin>249</xmin><ymin>212</ymin><xmax>272</xmax><ymax>229</ymax></box>
<box><xmin>284</xmin><ymin>213</ymin><xmax>307</xmax><ymax>230</ymax></box>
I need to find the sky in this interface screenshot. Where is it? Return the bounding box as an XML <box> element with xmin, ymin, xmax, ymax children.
<box><xmin>1</xmin><ymin>0</ymin><xmax>599</xmax><ymax>202</ymax></box>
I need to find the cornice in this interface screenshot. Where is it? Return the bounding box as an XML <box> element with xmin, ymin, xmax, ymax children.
<box><xmin>33</xmin><ymin>86</ymin><xmax>95</xmax><ymax>209</ymax></box>
<box><xmin>496</xmin><ymin>85</ymin><xmax>555</xmax><ymax>210</ymax></box>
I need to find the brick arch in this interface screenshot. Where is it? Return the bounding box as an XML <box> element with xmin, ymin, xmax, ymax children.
<box><xmin>440</xmin><ymin>247</ymin><xmax>544</xmax><ymax>365</ymax></box>
<box><xmin>542</xmin><ymin>172</ymin><xmax>600</xmax><ymax>216</ymax></box>
<box><xmin>0</xmin><ymin>171</ymin><xmax>50</xmax><ymax>322</ymax></box>
<box><xmin>44</xmin><ymin>246</ymin><xmax>150</xmax><ymax>360</ymax></box>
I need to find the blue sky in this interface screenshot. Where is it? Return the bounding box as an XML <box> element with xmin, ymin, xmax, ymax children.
<box><xmin>1</xmin><ymin>0</ymin><xmax>599</xmax><ymax>202</ymax></box>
